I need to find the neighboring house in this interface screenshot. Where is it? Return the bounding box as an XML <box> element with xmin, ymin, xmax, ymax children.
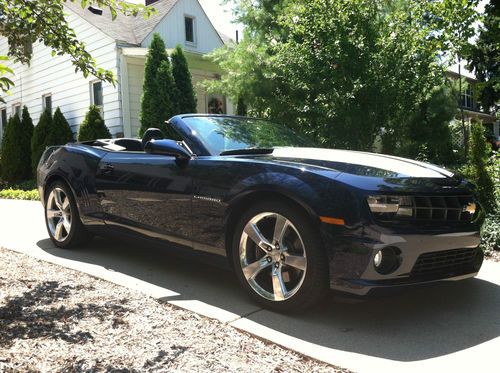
<box><xmin>0</xmin><ymin>0</ymin><xmax>233</xmax><ymax>141</ymax></box>
<box><xmin>447</xmin><ymin>67</ymin><xmax>499</xmax><ymax>138</ymax></box>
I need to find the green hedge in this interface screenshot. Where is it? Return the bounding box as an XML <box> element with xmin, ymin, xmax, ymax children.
<box><xmin>0</xmin><ymin>188</ymin><xmax>39</xmax><ymax>200</ymax></box>
<box><xmin>78</xmin><ymin>105</ymin><xmax>111</xmax><ymax>141</ymax></box>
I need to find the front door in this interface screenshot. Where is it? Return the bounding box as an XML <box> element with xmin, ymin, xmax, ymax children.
<box><xmin>95</xmin><ymin>151</ymin><xmax>193</xmax><ymax>248</ymax></box>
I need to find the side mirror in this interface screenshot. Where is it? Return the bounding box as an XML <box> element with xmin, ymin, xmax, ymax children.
<box><xmin>144</xmin><ymin>139</ymin><xmax>191</xmax><ymax>160</ymax></box>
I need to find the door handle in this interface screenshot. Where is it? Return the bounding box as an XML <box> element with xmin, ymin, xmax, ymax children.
<box><xmin>101</xmin><ymin>163</ymin><xmax>114</xmax><ymax>174</ymax></box>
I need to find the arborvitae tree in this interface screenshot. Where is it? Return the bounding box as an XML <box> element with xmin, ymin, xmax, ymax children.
<box><xmin>77</xmin><ymin>105</ymin><xmax>111</xmax><ymax>141</ymax></box>
<box><xmin>139</xmin><ymin>33</ymin><xmax>170</xmax><ymax>137</ymax></box>
<box><xmin>1</xmin><ymin>115</ymin><xmax>31</xmax><ymax>182</ymax></box>
<box><xmin>20</xmin><ymin>106</ymin><xmax>34</xmax><ymax>177</ymax></box>
<box><xmin>31</xmin><ymin>108</ymin><xmax>52</xmax><ymax>174</ymax></box>
<box><xmin>48</xmin><ymin>107</ymin><xmax>74</xmax><ymax>146</ymax></box>
<box><xmin>171</xmin><ymin>44</ymin><xmax>197</xmax><ymax>114</ymax></box>
<box><xmin>467</xmin><ymin>122</ymin><xmax>496</xmax><ymax>213</ymax></box>
<box><xmin>156</xmin><ymin>60</ymin><xmax>181</xmax><ymax>137</ymax></box>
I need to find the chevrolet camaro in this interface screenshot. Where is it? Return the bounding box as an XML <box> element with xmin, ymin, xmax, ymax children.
<box><xmin>37</xmin><ymin>115</ymin><xmax>484</xmax><ymax>311</ymax></box>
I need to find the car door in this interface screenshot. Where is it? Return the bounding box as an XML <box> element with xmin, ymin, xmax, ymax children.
<box><xmin>95</xmin><ymin>151</ymin><xmax>193</xmax><ymax>249</ymax></box>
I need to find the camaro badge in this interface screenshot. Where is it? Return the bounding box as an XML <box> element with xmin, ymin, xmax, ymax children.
<box><xmin>462</xmin><ymin>202</ymin><xmax>476</xmax><ymax>215</ymax></box>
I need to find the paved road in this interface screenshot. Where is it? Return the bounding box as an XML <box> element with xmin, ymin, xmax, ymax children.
<box><xmin>1</xmin><ymin>199</ymin><xmax>499</xmax><ymax>373</ymax></box>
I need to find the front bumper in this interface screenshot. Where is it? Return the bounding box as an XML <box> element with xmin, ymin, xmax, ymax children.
<box><xmin>321</xmin><ymin>222</ymin><xmax>483</xmax><ymax>296</ymax></box>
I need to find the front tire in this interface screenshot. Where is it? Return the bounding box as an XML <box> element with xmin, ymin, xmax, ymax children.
<box><xmin>44</xmin><ymin>181</ymin><xmax>92</xmax><ymax>248</ymax></box>
<box><xmin>232</xmin><ymin>201</ymin><xmax>328</xmax><ymax>312</ymax></box>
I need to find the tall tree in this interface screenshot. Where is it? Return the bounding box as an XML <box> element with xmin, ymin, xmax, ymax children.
<box><xmin>0</xmin><ymin>0</ymin><xmax>155</xmax><ymax>102</ymax></box>
<box><xmin>208</xmin><ymin>0</ymin><xmax>478</xmax><ymax>158</ymax></box>
<box><xmin>467</xmin><ymin>0</ymin><xmax>499</xmax><ymax>114</ymax></box>
<box><xmin>48</xmin><ymin>107</ymin><xmax>74</xmax><ymax>145</ymax></box>
<box><xmin>171</xmin><ymin>45</ymin><xmax>197</xmax><ymax>114</ymax></box>
<box><xmin>31</xmin><ymin>109</ymin><xmax>52</xmax><ymax>174</ymax></box>
<box><xmin>139</xmin><ymin>33</ymin><xmax>171</xmax><ymax>137</ymax></box>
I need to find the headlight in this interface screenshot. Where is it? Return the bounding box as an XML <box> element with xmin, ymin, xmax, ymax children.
<box><xmin>367</xmin><ymin>195</ymin><xmax>414</xmax><ymax>218</ymax></box>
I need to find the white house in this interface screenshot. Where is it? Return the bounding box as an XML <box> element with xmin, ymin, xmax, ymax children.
<box><xmin>0</xmin><ymin>0</ymin><xmax>233</xmax><ymax>142</ymax></box>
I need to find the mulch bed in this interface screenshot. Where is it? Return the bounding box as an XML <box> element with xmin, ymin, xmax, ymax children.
<box><xmin>485</xmin><ymin>250</ymin><xmax>500</xmax><ymax>262</ymax></box>
<box><xmin>0</xmin><ymin>247</ymin><xmax>347</xmax><ymax>373</ymax></box>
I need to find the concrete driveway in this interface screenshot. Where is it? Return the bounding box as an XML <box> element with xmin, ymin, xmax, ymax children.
<box><xmin>1</xmin><ymin>199</ymin><xmax>499</xmax><ymax>373</ymax></box>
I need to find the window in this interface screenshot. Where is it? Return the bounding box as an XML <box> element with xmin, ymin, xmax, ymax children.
<box><xmin>42</xmin><ymin>94</ymin><xmax>52</xmax><ymax>114</ymax></box>
<box><xmin>12</xmin><ymin>103</ymin><xmax>21</xmax><ymax>117</ymax></box>
<box><xmin>90</xmin><ymin>81</ymin><xmax>103</xmax><ymax>107</ymax></box>
<box><xmin>461</xmin><ymin>84</ymin><xmax>474</xmax><ymax>109</ymax></box>
<box><xmin>0</xmin><ymin>108</ymin><xmax>6</xmax><ymax>144</ymax></box>
<box><xmin>185</xmin><ymin>16</ymin><xmax>195</xmax><ymax>43</ymax></box>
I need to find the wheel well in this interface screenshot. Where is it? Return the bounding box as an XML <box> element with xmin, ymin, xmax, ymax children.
<box><xmin>43</xmin><ymin>175</ymin><xmax>70</xmax><ymax>200</ymax></box>
<box><xmin>224</xmin><ymin>191</ymin><xmax>319</xmax><ymax>265</ymax></box>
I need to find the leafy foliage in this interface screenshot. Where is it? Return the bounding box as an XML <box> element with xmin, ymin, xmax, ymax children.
<box><xmin>466</xmin><ymin>0</ymin><xmax>499</xmax><ymax>114</ymax></box>
<box><xmin>172</xmin><ymin>45</ymin><xmax>197</xmax><ymax>114</ymax></box>
<box><xmin>0</xmin><ymin>0</ymin><xmax>155</xmax><ymax>101</ymax></box>
<box><xmin>461</xmin><ymin>122</ymin><xmax>496</xmax><ymax>213</ymax></box>
<box><xmin>48</xmin><ymin>107</ymin><xmax>74</xmax><ymax>146</ymax></box>
<box><xmin>31</xmin><ymin>109</ymin><xmax>52</xmax><ymax>174</ymax></box>
<box><xmin>0</xmin><ymin>188</ymin><xmax>39</xmax><ymax>201</ymax></box>
<box><xmin>139</xmin><ymin>34</ymin><xmax>178</xmax><ymax>137</ymax></box>
<box><xmin>398</xmin><ymin>84</ymin><xmax>457</xmax><ymax>164</ymax></box>
<box><xmin>77</xmin><ymin>105</ymin><xmax>111</xmax><ymax>142</ymax></box>
<box><xmin>1</xmin><ymin>107</ymin><xmax>33</xmax><ymax>182</ymax></box>
<box><xmin>207</xmin><ymin>0</ymin><xmax>477</xmax><ymax>155</ymax></box>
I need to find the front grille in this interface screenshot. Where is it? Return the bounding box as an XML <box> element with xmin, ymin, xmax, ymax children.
<box><xmin>413</xmin><ymin>195</ymin><xmax>475</xmax><ymax>222</ymax></box>
<box><xmin>373</xmin><ymin>195</ymin><xmax>478</xmax><ymax>224</ymax></box>
<box><xmin>411</xmin><ymin>248</ymin><xmax>477</xmax><ymax>277</ymax></box>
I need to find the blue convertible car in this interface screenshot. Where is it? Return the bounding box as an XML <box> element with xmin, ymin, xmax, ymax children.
<box><xmin>37</xmin><ymin>115</ymin><xmax>484</xmax><ymax>311</ymax></box>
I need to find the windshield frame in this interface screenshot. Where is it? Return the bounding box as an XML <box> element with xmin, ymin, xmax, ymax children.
<box><xmin>170</xmin><ymin>114</ymin><xmax>312</xmax><ymax>156</ymax></box>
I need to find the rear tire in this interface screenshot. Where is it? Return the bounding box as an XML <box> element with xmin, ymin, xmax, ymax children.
<box><xmin>231</xmin><ymin>201</ymin><xmax>329</xmax><ymax>312</ymax></box>
<box><xmin>44</xmin><ymin>181</ymin><xmax>93</xmax><ymax>249</ymax></box>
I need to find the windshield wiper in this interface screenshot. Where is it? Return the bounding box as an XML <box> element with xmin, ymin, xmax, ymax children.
<box><xmin>219</xmin><ymin>148</ymin><xmax>274</xmax><ymax>156</ymax></box>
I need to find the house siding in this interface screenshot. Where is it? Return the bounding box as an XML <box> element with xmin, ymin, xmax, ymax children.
<box><xmin>0</xmin><ymin>8</ymin><xmax>122</xmax><ymax>136</ymax></box>
<box><xmin>141</xmin><ymin>0</ymin><xmax>223</xmax><ymax>54</ymax></box>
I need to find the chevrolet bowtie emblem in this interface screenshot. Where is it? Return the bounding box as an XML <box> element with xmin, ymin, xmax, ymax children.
<box><xmin>462</xmin><ymin>202</ymin><xmax>476</xmax><ymax>215</ymax></box>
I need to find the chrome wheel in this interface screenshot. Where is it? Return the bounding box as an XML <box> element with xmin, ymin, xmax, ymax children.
<box><xmin>46</xmin><ymin>187</ymin><xmax>72</xmax><ymax>242</ymax></box>
<box><xmin>239</xmin><ymin>212</ymin><xmax>307</xmax><ymax>302</ymax></box>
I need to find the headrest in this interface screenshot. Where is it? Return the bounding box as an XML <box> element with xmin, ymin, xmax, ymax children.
<box><xmin>142</xmin><ymin>128</ymin><xmax>164</xmax><ymax>148</ymax></box>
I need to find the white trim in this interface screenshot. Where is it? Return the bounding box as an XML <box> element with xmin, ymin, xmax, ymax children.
<box><xmin>89</xmin><ymin>80</ymin><xmax>104</xmax><ymax>113</ymax></box>
<box><xmin>11</xmin><ymin>103</ymin><xmax>21</xmax><ymax>117</ymax></box>
<box><xmin>119</xmin><ymin>53</ymin><xmax>132</xmax><ymax>138</ymax></box>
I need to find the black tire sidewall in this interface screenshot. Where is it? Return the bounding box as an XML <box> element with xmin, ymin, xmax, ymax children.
<box><xmin>231</xmin><ymin>200</ymin><xmax>328</xmax><ymax>312</ymax></box>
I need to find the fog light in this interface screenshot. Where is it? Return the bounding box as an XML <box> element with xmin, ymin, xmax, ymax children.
<box><xmin>374</xmin><ymin>251</ymin><xmax>382</xmax><ymax>267</ymax></box>
<box><xmin>373</xmin><ymin>247</ymin><xmax>401</xmax><ymax>274</ymax></box>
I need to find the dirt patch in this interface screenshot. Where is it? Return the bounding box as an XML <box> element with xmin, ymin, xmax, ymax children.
<box><xmin>0</xmin><ymin>247</ymin><xmax>348</xmax><ymax>372</ymax></box>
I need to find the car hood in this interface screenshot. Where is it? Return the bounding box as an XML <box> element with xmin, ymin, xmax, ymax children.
<box><xmin>270</xmin><ymin>147</ymin><xmax>454</xmax><ymax>179</ymax></box>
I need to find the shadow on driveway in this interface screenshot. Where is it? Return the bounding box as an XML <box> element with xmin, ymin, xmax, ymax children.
<box><xmin>38</xmin><ymin>236</ymin><xmax>500</xmax><ymax>362</ymax></box>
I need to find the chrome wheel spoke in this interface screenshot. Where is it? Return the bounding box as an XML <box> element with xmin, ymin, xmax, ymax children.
<box><xmin>54</xmin><ymin>189</ymin><xmax>64</xmax><ymax>209</ymax></box>
<box><xmin>47</xmin><ymin>209</ymin><xmax>62</xmax><ymax>219</ymax></box>
<box><xmin>244</xmin><ymin>223</ymin><xmax>272</xmax><ymax>251</ymax></box>
<box><xmin>54</xmin><ymin>221</ymin><xmax>64</xmax><ymax>241</ymax></box>
<box><xmin>284</xmin><ymin>253</ymin><xmax>307</xmax><ymax>271</ymax></box>
<box><xmin>273</xmin><ymin>214</ymin><xmax>288</xmax><ymax>244</ymax></box>
<box><xmin>62</xmin><ymin>198</ymin><xmax>70</xmax><ymax>213</ymax></box>
<box><xmin>272</xmin><ymin>266</ymin><xmax>287</xmax><ymax>301</ymax></box>
<box><xmin>242</xmin><ymin>257</ymin><xmax>271</xmax><ymax>281</ymax></box>
<box><xmin>62</xmin><ymin>217</ymin><xmax>71</xmax><ymax>233</ymax></box>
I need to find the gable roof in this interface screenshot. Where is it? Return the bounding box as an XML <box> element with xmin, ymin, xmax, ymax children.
<box><xmin>64</xmin><ymin>0</ymin><xmax>224</xmax><ymax>47</ymax></box>
<box><xmin>64</xmin><ymin>1</ymin><xmax>139</xmax><ymax>45</ymax></box>
<box><xmin>132</xmin><ymin>0</ymin><xmax>178</xmax><ymax>43</ymax></box>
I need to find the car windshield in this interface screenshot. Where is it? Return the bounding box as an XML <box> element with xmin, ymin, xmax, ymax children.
<box><xmin>182</xmin><ymin>116</ymin><xmax>314</xmax><ymax>155</ymax></box>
